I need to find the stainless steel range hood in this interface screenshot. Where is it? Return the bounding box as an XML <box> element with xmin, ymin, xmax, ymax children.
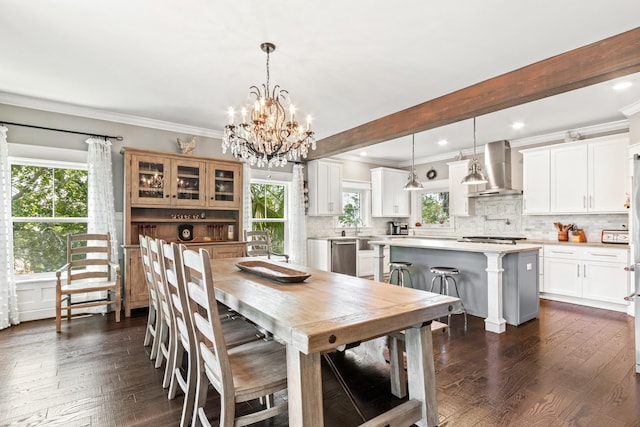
<box><xmin>468</xmin><ymin>140</ymin><xmax>522</xmax><ymax>197</ymax></box>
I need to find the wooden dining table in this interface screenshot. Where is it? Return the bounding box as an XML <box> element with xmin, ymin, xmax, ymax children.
<box><xmin>210</xmin><ymin>257</ymin><xmax>462</xmax><ymax>427</ymax></box>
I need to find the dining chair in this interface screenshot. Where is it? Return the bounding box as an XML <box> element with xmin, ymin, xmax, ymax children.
<box><xmin>180</xmin><ymin>247</ymin><xmax>288</xmax><ymax>427</ymax></box>
<box><xmin>161</xmin><ymin>242</ymin><xmax>263</xmax><ymax>427</ymax></box>
<box><xmin>140</xmin><ymin>235</ymin><xmax>160</xmax><ymax>360</ymax></box>
<box><xmin>244</xmin><ymin>230</ymin><xmax>289</xmax><ymax>262</ymax></box>
<box><xmin>55</xmin><ymin>232</ymin><xmax>121</xmax><ymax>333</ymax></box>
<box><xmin>147</xmin><ymin>237</ymin><xmax>176</xmax><ymax>389</ymax></box>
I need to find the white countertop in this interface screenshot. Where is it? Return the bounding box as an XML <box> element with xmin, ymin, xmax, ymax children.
<box><xmin>369</xmin><ymin>238</ymin><xmax>542</xmax><ymax>254</ymax></box>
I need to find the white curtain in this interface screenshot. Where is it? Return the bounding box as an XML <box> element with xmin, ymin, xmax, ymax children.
<box><xmin>0</xmin><ymin>125</ymin><xmax>19</xmax><ymax>330</ymax></box>
<box><xmin>243</xmin><ymin>161</ymin><xmax>252</xmax><ymax>237</ymax></box>
<box><xmin>86</xmin><ymin>138</ymin><xmax>118</xmax><ymax>262</ymax></box>
<box><xmin>289</xmin><ymin>164</ymin><xmax>307</xmax><ymax>265</ymax></box>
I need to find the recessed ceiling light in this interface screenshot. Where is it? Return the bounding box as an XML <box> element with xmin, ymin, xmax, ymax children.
<box><xmin>359</xmin><ymin>151</ymin><xmax>367</xmax><ymax>157</ymax></box>
<box><xmin>511</xmin><ymin>122</ymin><xmax>525</xmax><ymax>130</ymax></box>
<box><xmin>613</xmin><ymin>81</ymin><xmax>633</xmax><ymax>91</ymax></box>
<box><xmin>437</xmin><ymin>139</ymin><xmax>448</xmax><ymax>146</ymax></box>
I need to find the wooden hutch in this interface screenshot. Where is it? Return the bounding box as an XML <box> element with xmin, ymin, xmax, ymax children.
<box><xmin>121</xmin><ymin>147</ymin><xmax>246</xmax><ymax>316</ymax></box>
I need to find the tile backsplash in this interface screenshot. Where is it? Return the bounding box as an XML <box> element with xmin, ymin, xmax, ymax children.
<box><xmin>306</xmin><ymin>193</ymin><xmax>629</xmax><ymax>243</ymax></box>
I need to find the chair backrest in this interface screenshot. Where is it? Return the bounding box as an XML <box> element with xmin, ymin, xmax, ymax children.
<box><xmin>139</xmin><ymin>235</ymin><xmax>158</xmax><ymax>308</ymax></box>
<box><xmin>244</xmin><ymin>230</ymin><xmax>272</xmax><ymax>258</ymax></box>
<box><xmin>148</xmin><ymin>237</ymin><xmax>174</xmax><ymax>324</ymax></box>
<box><xmin>180</xmin><ymin>247</ymin><xmax>234</xmax><ymax>396</ymax></box>
<box><xmin>64</xmin><ymin>233</ymin><xmax>112</xmax><ymax>284</ymax></box>
<box><xmin>162</xmin><ymin>242</ymin><xmax>192</xmax><ymax>352</ymax></box>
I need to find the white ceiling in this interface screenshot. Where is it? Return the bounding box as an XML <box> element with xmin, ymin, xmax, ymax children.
<box><xmin>1</xmin><ymin>1</ymin><xmax>639</xmax><ymax>166</ymax></box>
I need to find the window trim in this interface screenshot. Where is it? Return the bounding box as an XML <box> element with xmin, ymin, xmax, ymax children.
<box><xmin>249</xmin><ymin>178</ymin><xmax>290</xmax><ymax>254</ymax></box>
<box><xmin>10</xmin><ymin>149</ymin><xmax>89</xmax><ymax>278</ymax></box>
<box><xmin>338</xmin><ymin>180</ymin><xmax>371</xmax><ymax>229</ymax></box>
<box><xmin>410</xmin><ymin>178</ymin><xmax>455</xmax><ymax>230</ymax></box>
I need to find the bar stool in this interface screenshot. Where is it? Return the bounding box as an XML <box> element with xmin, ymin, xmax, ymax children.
<box><xmin>429</xmin><ymin>266</ymin><xmax>467</xmax><ymax>330</ymax></box>
<box><xmin>389</xmin><ymin>261</ymin><xmax>414</xmax><ymax>288</ymax></box>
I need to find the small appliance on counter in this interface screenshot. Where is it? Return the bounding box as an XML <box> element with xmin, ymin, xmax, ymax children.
<box><xmin>601</xmin><ymin>229</ymin><xmax>629</xmax><ymax>244</ymax></box>
<box><xmin>387</xmin><ymin>221</ymin><xmax>409</xmax><ymax>235</ymax></box>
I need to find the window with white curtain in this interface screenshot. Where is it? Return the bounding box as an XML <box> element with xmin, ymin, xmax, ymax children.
<box><xmin>249</xmin><ymin>179</ymin><xmax>289</xmax><ymax>254</ymax></box>
<box><xmin>9</xmin><ymin>144</ymin><xmax>88</xmax><ymax>278</ymax></box>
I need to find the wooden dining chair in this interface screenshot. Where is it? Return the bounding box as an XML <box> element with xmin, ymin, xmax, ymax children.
<box><xmin>55</xmin><ymin>232</ymin><xmax>121</xmax><ymax>333</ymax></box>
<box><xmin>244</xmin><ymin>230</ymin><xmax>289</xmax><ymax>262</ymax></box>
<box><xmin>180</xmin><ymin>247</ymin><xmax>288</xmax><ymax>427</ymax></box>
<box><xmin>140</xmin><ymin>235</ymin><xmax>161</xmax><ymax>360</ymax></box>
<box><xmin>162</xmin><ymin>242</ymin><xmax>264</xmax><ymax>427</ymax></box>
<box><xmin>148</xmin><ymin>237</ymin><xmax>176</xmax><ymax>389</ymax></box>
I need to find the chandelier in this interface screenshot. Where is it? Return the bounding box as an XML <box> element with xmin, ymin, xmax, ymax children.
<box><xmin>222</xmin><ymin>42</ymin><xmax>316</xmax><ymax>168</ymax></box>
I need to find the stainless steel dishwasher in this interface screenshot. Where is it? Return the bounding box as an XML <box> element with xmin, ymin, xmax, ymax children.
<box><xmin>331</xmin><ymin>239</ymin><xmax>357</xmax><ymax>276</ymax></box>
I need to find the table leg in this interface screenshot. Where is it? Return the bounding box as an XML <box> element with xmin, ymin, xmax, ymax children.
<box><xmin>389</xmin><ymin>335</ymin><xmax>407</xmax><ymax>398</ymax></box>
<box><xmin>286</xmin><ymin>345</ymin><xmax>323</xmax><ymax>427</ymax></box>
<box><xmin>405</xmin><ymin>325</ymin><xmax>438</xmax><ymax>427</ymax></box>
<box><xmin>484</xmin><ymin>252</ymin><xmax>506</xmax><ymax>333</ymax></box>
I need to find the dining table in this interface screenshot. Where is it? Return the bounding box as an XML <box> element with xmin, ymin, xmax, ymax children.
<box><xmin>210</xmin><ymin>257</ymin><xmax>462</xmax><ymax>427</ymax></box>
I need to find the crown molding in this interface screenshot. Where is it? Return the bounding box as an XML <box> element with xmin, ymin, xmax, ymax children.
<box><xmin>0</xmin><ymin>91</ymin><xmax>224</xmax><ymax>139</ymax></box>
<box><xmin>620</xmin><ymin>99</ymin><xmax>640</xmax><ymax>117</ymax></box>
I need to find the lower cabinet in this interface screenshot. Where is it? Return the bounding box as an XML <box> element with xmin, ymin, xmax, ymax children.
<box><xmin>123</xmin><ymin>242</ymin><xmax>246</xmax><ymax>316</ymax></box>
<box><xmin>357</xmin><ymin>248</ymin><xmax>390</xmax><ymax>277</ymax></box>
<box><xmin>543</xmin><ymin>244</ymin><xmax>629</xmax><ymax>310</ymax></box>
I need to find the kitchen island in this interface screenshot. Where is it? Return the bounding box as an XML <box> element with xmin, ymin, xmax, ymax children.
<box><xmin>370</xmin><ymin>238</ymin><xmax>542</xmax><ymax>333</ymax></box>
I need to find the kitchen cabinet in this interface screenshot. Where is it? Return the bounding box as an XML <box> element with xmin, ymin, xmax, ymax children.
<box><xmin>447</xmin><ymin>160</ymin><xmax>485</xmax><ymax>217</ymax></box>
<box><xmin>307</xmin><ymin>160</ymin><xmax>342</xmax><ymax>216</ymax></box>
<box><xmin>523</xmin><ymin>134</ymin><xmax>629</xmax><ymax>215</ymax></box>
<box><xmin>131</xmin><ymin>154</ymin><xmax>207</xmax><ymax>207</ymax></box>
<box><xmin>543</xmin><ymin>244</ymin><xmax>629</xmax><ymax>310</ymax></box>
<box><xmin>371</xmin><ymin>167</ymin><xmax>411</xmax><ymax>217</ymax></box>
<box><xmin>122</xmin><ymin>147</ymin><xmax>245</xmax><ymax>316</ymax></box>
<box><xmin>522</xmin><ymin>150</ymin><xmax>550</xmax><ymax>214</ymax></box>
<box><xmin>357</xmin><ymin>247</ymin><xmax>390</xmax><ymax>277</ymax></box>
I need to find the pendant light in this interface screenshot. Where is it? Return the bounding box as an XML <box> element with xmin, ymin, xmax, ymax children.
<box><xmin>404</xmin><ymin>134</ymin><xmax>424</xmax><ymax>191</ymax></box>
<box><xmin>461</xmin><ymin>117</ymin><xmax>488</xmax><ymax>185</ymax></box>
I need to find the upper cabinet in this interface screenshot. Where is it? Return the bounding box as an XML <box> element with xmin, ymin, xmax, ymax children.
<box><xmin>207</xmin><ymin>163</ymin><xmax>242</xmax><ymax>209</ymax></box>
<box><xmin>371</xmin><ymin>167</ymin><xmax>411</xmax><ymax>217</ymax></box>
<box><xmin>308</xmin><ymin>160</ymin><xmax>343</xmax><ymax>216</ymax></box>
<box><xmin>522</xmin><ymin>150</ymin><xmax>550</xmax><ymax>214</ymax></box>
<box><xmin>522</xmin><ymin>134</ymin><xmax>629</xmax><ymax>215</ymax></box>
<box><xmin>447</xmin><ymin>160</ymin><xmax>485</xmax><ymax>217</ymax></box>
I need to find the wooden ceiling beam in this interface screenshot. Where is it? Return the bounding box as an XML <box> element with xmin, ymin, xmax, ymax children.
<box><xmin>307</xmin><ymin>26</ymin><xmax>640</xmax><ymax>161</ymax></box>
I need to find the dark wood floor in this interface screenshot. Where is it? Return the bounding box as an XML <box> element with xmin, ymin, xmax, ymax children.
<box><xmin>1</xmin><ymin>299</ymin><xmax>639</xmax><ymax>426</ymax></box>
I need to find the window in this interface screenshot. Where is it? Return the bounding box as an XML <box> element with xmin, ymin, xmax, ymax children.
<box><xmin>420</xmin><ymin>191</ymin><xmax>450</xmax><ymax>226</ymax></box>
<box><xmin>411</xmin><ymin>179</ymin><xmax>452</xmax><ymax>229</ymax></box>
<box><xmin>339</xmin><ymin>181</ymin><xmax>371</xmax><ymax>229</ymax></box>
<box><xmin>250</xmin><ymin>181</ymin><xmax>287</xmax><ymax>253</ymax></box>
<box><xmin>11</xmin><ymin>161</ymin><xmax>88</xmax><ymax>275</ymax></box>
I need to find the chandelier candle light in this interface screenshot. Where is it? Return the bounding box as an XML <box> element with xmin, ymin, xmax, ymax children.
<box><xmin>222</xmin><ymin>42</ymin><xmax>316</xmax><ymax>168</ymax></box>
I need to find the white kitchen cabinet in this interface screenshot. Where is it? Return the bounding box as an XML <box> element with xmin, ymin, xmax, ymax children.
<box><xmin>522</xmin><ymin>134</ymin><xmax>629</xmax><ymax>215</ymax></box>
<box><xmin>543</xmin><ymin>244</ymin><xmax>629</xmax><ymax>310</ymax></box>
<box><xmin>308</xmin><ymin>160</ymin><xmax>342</xmax><ymax>216</ymax></box>
<box><xmin>522</xmin><ymin>150</ymin><xmax>550</xmax><ymax>214</ymax></box>
<box><xmin>307</xmin><ymin>239</ymin><xmax>330</xmax><ymax>271</ymax></box>
<box><xmin>588</xmin><ymin>136</ymin><xmax>629</xmax><ymax>212</ymax></box>
<box><xmin>371</xmin><ymin>167</ymin><xmax>410</xmax><ymax>217</ymax></box>
<box><xmin>447</xmin><ymin>160</ymin><xmax>485</xmax><ymax>217</ymax></box>
<box><xmin>550</xmin><ymin>144</ymin><xmax>589</xmax><ymax>213</ymax></box>
<box><xmin>357</xmin><ymin>247</ymin><xmax>390</xmax><ymax>277</ymax></box>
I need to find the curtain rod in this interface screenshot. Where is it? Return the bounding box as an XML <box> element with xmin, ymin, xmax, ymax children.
<box><xmin>0</xmin><ymin>121</ymin><xmax>124</xmax><ymax>141</ymax></box>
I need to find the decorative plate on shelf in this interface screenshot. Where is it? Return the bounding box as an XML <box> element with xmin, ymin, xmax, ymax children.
<box><xmin>235</xmin><ymin>260</ymin><xmax>311</xmax><ymax>283</ymax></box>
<box><xmin>178</xmin><ymin>224</ymin><xmax>194</xmax><ymax>241</ymax></box>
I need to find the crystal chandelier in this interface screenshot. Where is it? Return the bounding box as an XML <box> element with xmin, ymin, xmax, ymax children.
<box><xmin>222</xmin><ymin>42</ymin><xmax>316</xmax><ymax>168</ymax></box>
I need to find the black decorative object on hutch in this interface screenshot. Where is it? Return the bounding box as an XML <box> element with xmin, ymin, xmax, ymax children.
<box><xmin>121</xmin><ymin>147</ymin><xmax>245</xmax><ymax>316</ymax></box>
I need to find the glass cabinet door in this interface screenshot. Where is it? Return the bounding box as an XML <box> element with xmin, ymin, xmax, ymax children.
<box><xmin>173</xmin><ymin>160</ymin><xmax>206</xmax><ymax>207</ymax></box>
<box><xmin>132</xmin><ymin>155</ymin><xmax>171</xmax><ymax>206</ymax></box>
<box><xmin>209</xmin><ymin>164</ymin><xmax>242</xmax><ymax>208</ymax></box>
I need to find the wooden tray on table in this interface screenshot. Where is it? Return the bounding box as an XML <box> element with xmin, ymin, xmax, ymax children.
<box><xmin>235</xmin><ymin>260</ymin><xmax>311</xmax><ymax>283</ymax></box>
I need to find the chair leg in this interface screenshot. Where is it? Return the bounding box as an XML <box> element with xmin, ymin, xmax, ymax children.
<box><xmin>115</xmin><ymin>286</ymin><xmax>121</xmax><ymax>323</ymax></box>
<box><xmin>179</xmin><ymin>343</ymin><xmax>198</xmax><ymax>427</ymax></box>
<box><xmin>193</xmin><ymin>360</ymin><xmax>211</xmax><ymax>427</ymax></box>
<box><xmin>449</xmin><ymin>276</ymin><xmax>468</xmax><ymax>330</ymax></box>
<box><xmin>56</xmin><ymin>286</ymin><xmax>62</xmax><ymax>333</ymax></box>
<box><xmin>143</xmin><ymin>305</ymin><xmax>156</xmax><ymax>347</ymax></box>
<box><xmin>162</xmin><ymin>323</ymin><xmax>176</xmax><ymax>389</ymax></box>
<box><xmin>155</xmin><ymin>319</ymin><xmax>167</xmax><ymax>369</ymax></box>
